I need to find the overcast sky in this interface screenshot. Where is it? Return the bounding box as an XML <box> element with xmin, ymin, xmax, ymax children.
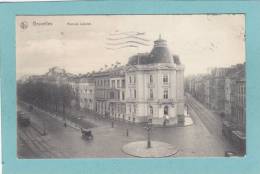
<box><xmin>16</xmin><ymin>15</ymin><xmax>245</xmax><ymax>79</ymax></box>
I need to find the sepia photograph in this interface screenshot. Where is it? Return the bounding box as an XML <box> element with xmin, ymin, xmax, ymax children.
<box><xmin>16</xmin><ymin>14</ymin><xmax>246</xmax><ymax>158</ymax></box>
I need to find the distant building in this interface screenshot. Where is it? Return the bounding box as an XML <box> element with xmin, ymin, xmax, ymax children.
<box><xmin>185</xmin><ymin>63</ymin><xmax>246</xmax><ymax>153</ymax></box>
<box><xmin>108</xmin><ymin>66</ymin><xmax>126</xmax><ymax>120</ymax></box>
<box><xmin>77</xmin><ymin>76</ymin><xmax>95</xmax><ymax>111</ymax></box>
<box><xmin>93</xmin><ymin>71</ymin><xmax>111</xmax><ymax>117</ymax></box>
<box><xmin>210</xmin><ymin>67</ymin><xmax>229</xmax><ymax>114</ymax></box>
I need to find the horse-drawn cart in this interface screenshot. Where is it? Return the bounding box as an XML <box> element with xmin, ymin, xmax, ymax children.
<box><xmin>81</xmin><ymin>128</ymin><xmax>93</xmax><ymax>140</ymax></box>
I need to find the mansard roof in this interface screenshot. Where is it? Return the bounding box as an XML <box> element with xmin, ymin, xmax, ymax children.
<box><xmin>127</xmin><ymin>36</ymin><xmax>180</xmax><ymax>65</ymax></box>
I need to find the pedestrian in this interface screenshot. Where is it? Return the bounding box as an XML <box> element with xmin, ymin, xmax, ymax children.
<box><xmin>126</xmin><ymin>128</ymin><xmax>129</xmax><ymax>137</ymax></box>
<box><xmin>163</xmin><ymin>119</ymin><xmax>166</xmax><ymax>127</ymax></box>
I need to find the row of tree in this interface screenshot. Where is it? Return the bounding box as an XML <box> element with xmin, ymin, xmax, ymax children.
<box><xmin>17</xmin><ymin>81</ymin><xmax>79</xmax><ymax>115</ymax></box>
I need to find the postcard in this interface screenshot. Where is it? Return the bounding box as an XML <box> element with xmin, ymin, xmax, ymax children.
<box><xmin>16</xmin><ymin>14</ymin><xmax>245</xmax><ymax>158</ymax></box>
<box><xmin>1</xmin><ymin>1</ymin><xmax>260</xmax><ymax>174</ymax></box>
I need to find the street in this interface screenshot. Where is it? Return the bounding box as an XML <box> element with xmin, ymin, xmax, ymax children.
<box><xmin>17</xmin><ymin>95</ymin><xmax>237</xmax><ymax>158</ymax></box>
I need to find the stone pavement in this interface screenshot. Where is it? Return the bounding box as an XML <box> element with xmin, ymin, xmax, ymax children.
<box><xmin>17</xmin><ymin>96</ymin><xmax>238</xmax><ymax>158</ymax></box>
<box><xmin>122</xmin><ymin>141</ymin><xmax>178</xmax><ymax>158</ymax></box>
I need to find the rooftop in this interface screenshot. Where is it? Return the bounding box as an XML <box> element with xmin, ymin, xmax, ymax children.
<box><xmin>128</xmin><ymin>36</ymin><xmax>180</xmax><ymax>66</ymax></box>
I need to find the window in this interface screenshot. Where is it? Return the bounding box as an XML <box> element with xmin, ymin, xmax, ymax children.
<box><xmin>163</xmin><ymin>74</ymin><xmax>169</xmax><ymax>84</ymax></box>
<box><xmin>163</xmin><ymin>89</ymin><xmax>168</xmax><ymax>99</ymax></box>
<box><xmin>129</xmin><ymin>89</ymin><xmax>132</xmax><ymax>98</ymax></box>
<box><xmin>150</xmin><ymin>88</ymin><xmax>153</xmax><ymax>99</ymax></box>
<box><xmin>164</xmin><ymin>106</ymin><xmax>169</xmax><ymax>115</ymax></box>
<box><xmin>150</xmin><ymin>75</ymin><xmax>153</xmax><ymax>83</ymax></box>
<box><xmin>112</xmin><ymin>80</ymin><xmax>115</xmax><ymax>88</ymax></box>
<box><xmin>134</xmin><ymin>89</ymin><xmax>137</xmax><ymax>99</ymax></box>
<box><xmin>122</xmin><ymin>91</ymin><xmax>125</xmax><ymax>100</ymax></box>
<box><xmin>110</xmin><ymin>92</ymin><xmax>114</xmax><ymax>99</ymax></box>
<box><xmin>134</xmin><ymin>76</ymin><xmax>136</xmax><ymax>84</ymax></box>
<box><xmin>117</xmin><ymin>80</ymin><xmax>120</xmax><ymax>88</ymax></box>
<box><xmin>122</xmin><ymin>79</ymin><xmax>125</xmax><ymax>88</ymax></box>
<box><xmin>149</xmin><ymin>106</ymin><xmax>153</xmax><ymax>116</ymax></box>
<box><xmin>129</xmin><ymin>76</ymin><xmax>132</xmax><ymax>84</ymax></box>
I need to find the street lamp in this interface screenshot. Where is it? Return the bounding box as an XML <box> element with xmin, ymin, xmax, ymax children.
<box><xmin>126</xmin><ymin>116</ymin><xmax>131</xmax><ymax>137</ymax></box>
<box><xmin>187</xmin><ymin>104</ymin><xmax>189</xmax><ymax>116</ymax></box>
<box><xmin>145</xmin><ymin>118</ymin><xmax>152</xmax><ymax>148</ymax></box>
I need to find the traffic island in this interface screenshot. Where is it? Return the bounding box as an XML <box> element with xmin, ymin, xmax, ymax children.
<box><xmin>122</xmin><ymin>141</ymin><xmax>178</xmax><ymax>158</ymax></box>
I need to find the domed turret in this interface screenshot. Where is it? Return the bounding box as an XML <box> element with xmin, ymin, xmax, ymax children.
<box><xmin>127</xmin><ymin>35</ymin><xmax>176</xmax><ymax>65</ymax></box>
<box><xmin>149</xmin><ymin>35</ymin><xmax>173</xmax><ymax>64</ymax></box>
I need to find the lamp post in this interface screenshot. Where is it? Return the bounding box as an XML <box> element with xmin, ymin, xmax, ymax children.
<box><xmin>187</xmin><ymin>104</ymin><xmax>189</xmax><ymax>116</ymax></box>
<box><xmin>126</xmin><ymin>116</ymin><xmax>130</xmax><ymax>137</ymax></box>
<box><xmin>145</xmin><ymin>118</ymin><xmax>152</xmax><ymax>148</ymax></box>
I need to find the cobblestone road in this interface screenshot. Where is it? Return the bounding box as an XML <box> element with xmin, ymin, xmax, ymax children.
<box><xmin>17</xmin><ymin>95</ymin><xmax>238</xmax><ymax>158</ymax></box>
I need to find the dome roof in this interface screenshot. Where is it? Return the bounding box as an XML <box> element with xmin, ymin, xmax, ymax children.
<box><xmin>128</xmin><ymin>36</ymin><xmax>175</xmax><ymax>65</ymax></box>
<box><xmin>128</xmin><ymin>53</ymin><xmax>150</xmax><ymax>65</ymax></box>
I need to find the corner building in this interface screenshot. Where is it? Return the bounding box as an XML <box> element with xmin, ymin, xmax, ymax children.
<box><xmin>125</xmin><ymin>37</ymin><xmax>185</xmax><ymax>124</ymax></box>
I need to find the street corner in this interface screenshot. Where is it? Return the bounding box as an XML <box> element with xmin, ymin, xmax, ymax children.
<box><xmin>178</xmin><ymin>116</ymin><xmax>194</xmax><ymax>127</ymax></box>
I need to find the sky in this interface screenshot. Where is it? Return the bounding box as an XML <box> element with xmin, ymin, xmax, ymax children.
<box><xmin>16</xmin><ymin>15</ymin><xmax>245</xmax><ymax>79</ymax></box>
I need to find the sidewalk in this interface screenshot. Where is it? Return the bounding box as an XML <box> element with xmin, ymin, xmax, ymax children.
<box><xmin>18</xmin><ymin>101</ymin><xmax>96</xmax><ymax>131</ymax></box>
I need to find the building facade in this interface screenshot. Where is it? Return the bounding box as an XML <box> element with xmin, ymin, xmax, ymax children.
<box><xmin>185</xmin><ymin>63</ymin><xmax>246</xmax><ymax>153</ymax></box>
<box><xmin>90</xmin><ymin>36</ymin><xmax>185</xmax><ymax>124</ymax></box>
<box><xmin>21</xmin><ymin>37</ymin><xmax>185</xmax><ymax>125</ymax></box>
<box><xmin>125</xmin><ymin>37</ymin><xmax>185</xmax><ymax>124</ymax></box>
<box><xmin>93</xmin><ymin>71</ymin><xmax>111</xmax><ymax>117</ymax></box>
<box><xmin>77</xmin><ymin>77</ymin><xmax>95</xmax><ymax>111</ymax></box>
<box><xmin>108</xmin><ymin>66</ymin><xmax>126</xmax><ymax>120</ymax></box>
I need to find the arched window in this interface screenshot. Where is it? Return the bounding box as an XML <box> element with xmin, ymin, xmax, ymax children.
<box><xmin>149</xmin><ymin>106</ymin><xmax>153</xmax><ymax>116</ymax></box>
<box><xmin>164</xmin><ymin>106</ymin><xmax>169</xmax><ymax>115</ymax></box>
